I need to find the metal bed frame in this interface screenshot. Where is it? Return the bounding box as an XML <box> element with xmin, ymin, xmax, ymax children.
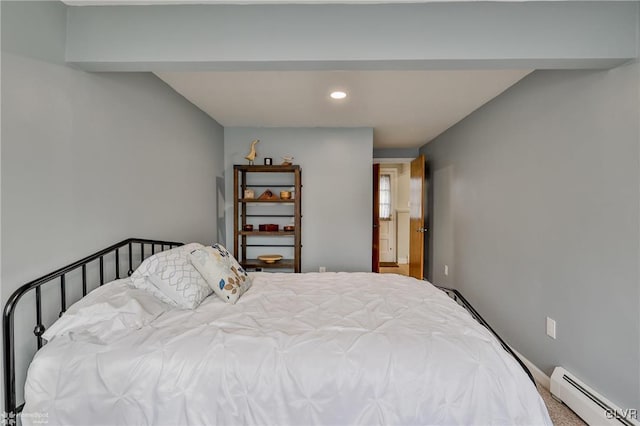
<box><xmin>2</xmin><ymin>238</ymin><xmax>183</xmax><ymax>418</ymax></box>
<box><xmin>435</xmin><ymin>285</ymin><xmax>536</xmax><ymax>385</ymax></box>
<box><xmin>3</xmin><ymin>239</ymin><xmax>534</xmax><ymax>418</ymax></box>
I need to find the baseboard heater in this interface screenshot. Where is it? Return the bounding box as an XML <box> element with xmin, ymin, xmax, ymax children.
<box><xmin>550</xmin><ymin>367</ymin><xmax>639</xmax><ymax>426</ymax></box>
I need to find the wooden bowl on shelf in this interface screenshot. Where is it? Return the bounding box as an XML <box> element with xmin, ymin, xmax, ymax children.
<box><xmin>259</xmin><ymin>224</ymin><xmax>279</xmax><ymax>232</ymax></box>
<box><xmin>283</xmin><ymin>225</ymin><xmax>295</xmax><ymax>232</ymax></box>
<box><xmin>258</xmin><ymin>254</ymin><xmax>283</xmax><ymax>264</ymax></box>
<box><xmin>242</xmin><ymin>224</ymin><xmax>254</xmax><ymax>231</ymax></box>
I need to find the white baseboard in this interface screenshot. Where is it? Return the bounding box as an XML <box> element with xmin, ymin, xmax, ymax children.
<box><xmin>510</xmin><ymin>347</ymin><xmax>550</xmax><ymax>390</ymax></box>
<box><xmin>398</xmin><ymin>257</ymin><xmax>408</xmax><ymax>264</ymax></box>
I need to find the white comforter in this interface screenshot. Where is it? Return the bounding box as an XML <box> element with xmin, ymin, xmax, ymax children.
<box><xmin>23</xmin><ymin>272</ymin><xmax>551</xmax><ymax>426</ymax></box>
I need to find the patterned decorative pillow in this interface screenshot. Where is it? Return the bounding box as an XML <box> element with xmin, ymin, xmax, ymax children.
<box><xmin>130</xmin><ymin>243</ymin><xmax>212</xmax><ymax>309</ymax></box>
<box><xmin>188</xmin><ymin>244</ymin><xmax>252</xmax><ymax>304</ymax></box>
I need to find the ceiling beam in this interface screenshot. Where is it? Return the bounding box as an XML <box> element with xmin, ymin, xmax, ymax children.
<box><xmin>65</xmin><ymin>2</ymin><xmax>639</xmax><ymax>71</ymax></box>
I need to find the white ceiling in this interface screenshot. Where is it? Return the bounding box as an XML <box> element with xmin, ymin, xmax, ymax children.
<box><xmin>156</xmin><ymin>70</ymin><xmax>531</xmax><ymax>148</ymax></box>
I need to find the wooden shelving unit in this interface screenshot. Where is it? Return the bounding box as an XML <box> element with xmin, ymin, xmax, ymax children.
<box><xmin>238</xmin><ymin>199</ymin><xmax>296</xmax><ymax>203</ymax></box>
<box><xmin>239</xmin><ymin>231</ymin><xmax>296</xmax><ymax>236</ymax></box>
<box><xmin>233</xmin><ymin>164</ymin><xmax>302</xmax><ymax>272</ymax></box>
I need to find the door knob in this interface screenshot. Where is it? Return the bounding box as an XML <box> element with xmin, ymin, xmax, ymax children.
<box><xmin>417</xmin><ymin>227</ymin><xmax>427</xmax><ymax>233</ymax></box>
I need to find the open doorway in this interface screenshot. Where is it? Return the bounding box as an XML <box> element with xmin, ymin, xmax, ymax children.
<box><xmin>373</xmin><ymin>156</ymin><xmax>428</xmax><ymax>279</ymax></box>
<box><xmin>374</xmin><ymin>160</ymin><xmax>412</xmax><ymax>276</ymax></box>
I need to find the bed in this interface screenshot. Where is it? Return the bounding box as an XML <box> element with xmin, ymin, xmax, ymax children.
<box><xmin>4</xmin><ymin>238</ymin><xmax>552</xmax><ymax>425</ymax></box>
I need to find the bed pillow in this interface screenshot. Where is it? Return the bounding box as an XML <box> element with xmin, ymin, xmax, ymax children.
<box><xmin>42</xmin><ymin>278</ymin><xmax>170</xmax><ymax>343</ymax></box>
<box><xmin>188</xmin><ymin>244</ymin><xmax>252</xmax><ymax>304</ymax></box>
<box><xmin>130</xmin><ymin>242</ymin><xmax>212</xmax><ymax>309</ymax></box>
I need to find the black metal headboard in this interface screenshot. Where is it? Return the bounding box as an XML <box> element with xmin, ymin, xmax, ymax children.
<box><xmin>2</xmin><ymin>238</ymin><xmax>183</xmax><ymax>417</ymax></box>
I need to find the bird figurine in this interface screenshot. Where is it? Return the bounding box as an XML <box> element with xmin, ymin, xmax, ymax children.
<box><xmin>281</xmin><ymin>155</ymin><xmax>294</xmax><ymax>166</ymax></box>
<box><xmin>245</xmin><ymin>139</ymin><xmax>259</xmax><ymax>165</ymax></box>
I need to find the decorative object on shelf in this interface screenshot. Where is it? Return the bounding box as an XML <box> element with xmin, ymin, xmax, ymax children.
<box><xmin>243</xmin><ymin>189</ymin><xmax>255</xmax><ymax>199</ymax></box>
<box><xmin>283</xmin><ymin>225</ymin><xmax>295</xmax><ymax>232</ymax></box>
<box><xmin>245</xmin><ymin>139</ymin><xmax>260</xmax><ymax>165</ymax></box>
<box><xmin>280</xmin><ymin>191</ymin><xmax>292</xmax><ymax>200</ymax></box>
<box><xmin>258</xmin><ymin>189</ymin><xmax>279</xmax><ymax>200</ymax></box>
<box><xmin>257</xmin><ymin>254</ymin><xmax>283</xmax><ymax>264</ymax></box>
<box><xmin>259</xmin><ymin>224</ymin><xmax>279</xmax><ymax>232</ymax></box>
<box><xmin>281</xmin><ymin>155</ymin><xmax>294</xmax><ymax>166</ymax></box>
<box><xmin>243</xmin><ymin>224</ymin><xmax>254</xmax><ymax>231</ymax></box>
<box><xmin>264</xmin><ymin>157</ymin><xmax>273</xmax><ymax>166</ymax></box>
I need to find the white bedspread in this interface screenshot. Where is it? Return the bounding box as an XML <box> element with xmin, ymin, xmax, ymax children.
<box><xmin>23</xmin><ymin>272</ymin><xmax>551</xmax><ymax>426</ymax></box>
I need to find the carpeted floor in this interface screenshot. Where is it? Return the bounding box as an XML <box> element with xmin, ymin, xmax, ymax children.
<box><xmin>538</xmin><ymin>383</ymin><xmax>586</xmax><ymax>425</ymax></box>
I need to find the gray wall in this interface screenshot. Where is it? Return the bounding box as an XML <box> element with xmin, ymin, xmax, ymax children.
<box><xmin>420</xmin><ymin>64</ymin><xmax>640</xmax><ymax>409</ymax></box>
<box><xmin>373</xmin><ymin>148</ymin><xmax>418</xmax><ymax>159</ymax></box>
<box><xmin>1</xmin><ymin>1</ymin><xmax>224</xmax><ymax>403</ymax></box>
<box><xmin>224</xmin><ymin>128</ymin><xmax>373</xmax><ymax>273</ymax></box>
<box><xmin>64</xmin><ymin>2</ymin><xmax>638</xmax><ymax>71</ymax></box>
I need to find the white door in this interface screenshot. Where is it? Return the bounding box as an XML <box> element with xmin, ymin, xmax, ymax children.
<box><xmin>379</xmin><ymin>169</ymin><xmax>397</xmax><ymax>263</ymax></box>
<box><xmin>379</xmin><ymin>220</ymin><xmax>395</xmax><ymax>262</ymax></box>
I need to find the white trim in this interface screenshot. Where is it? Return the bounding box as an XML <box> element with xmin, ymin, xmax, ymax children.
<box><xmin>509</xmin><ymin>347</ymin><xmax>550</xmax><ymax>390</ymax></box>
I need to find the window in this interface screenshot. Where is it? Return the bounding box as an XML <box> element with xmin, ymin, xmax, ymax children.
<box><xmin>379</xmin><ymin>174</ymin><xmax>392</xmax><ymax>220</ymax></box>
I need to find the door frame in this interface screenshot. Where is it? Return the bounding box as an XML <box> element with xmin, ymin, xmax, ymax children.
<box><xmin>372</xmin><ymin>158</ymin><xmax>414</xmax><ymax>273</ymax></box>
<box><xmin>372</xmin><ymin>163</ymin><xmax>380</xmax><ymax>272</ymax></box>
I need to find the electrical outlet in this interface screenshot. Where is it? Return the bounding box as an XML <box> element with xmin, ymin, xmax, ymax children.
<box><xmin>444</xmin><ymin>265</ymin><xmax>449</xmax><ymax>276</ymax></box>
<box><xmin>319</xmin><ymin>266</ymin><xmax>326</xmax><ymax>273</ymax></box>
<box><xmin>546</xmin><ymin>317</ymin><xmax>556</xmax><ymax>339</ymax></box>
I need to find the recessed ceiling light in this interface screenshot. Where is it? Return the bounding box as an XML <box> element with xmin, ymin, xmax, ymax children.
<box><xmin>330</xmin><ymin>91</ymin><xmax>347</xmax><ymax>100</ymax></box>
